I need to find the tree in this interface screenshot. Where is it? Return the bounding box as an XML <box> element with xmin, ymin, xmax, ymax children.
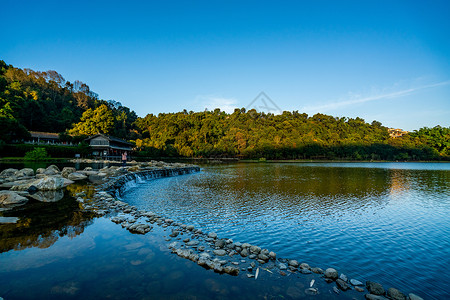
<box><xmin>69</xmin><ymin>104</ymin><xmax>114</xmax><ymax>136</ymax></box>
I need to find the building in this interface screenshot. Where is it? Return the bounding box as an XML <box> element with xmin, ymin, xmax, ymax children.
<box><xmin>85</xmin><ymin>134</ymin><xmax>133</xmax><ymax>160</ymax></box>
<box><xmin>388</xmin><ymin>128</ymin><xmax>409</xmax><ymax>138</ymax></box>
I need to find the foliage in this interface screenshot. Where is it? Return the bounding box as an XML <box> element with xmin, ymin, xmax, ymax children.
<box><xmin>0</xmin><ymin>143</ymin><xmax>91</xmax><ymax>158</ymax></box>
<box><xmin>24</xmin><ymin>147</ymin><xmax>50</xmax><ymax>161</ymax></box>
<box><xmin>69</xmin><ymin>104</ymin><xmax>114</xmax><ymax>135</ymax></box>
<box><xmin>0</xmin><ymin>59</ymin><xmax>137</xmax><ymax>139</ymax></box>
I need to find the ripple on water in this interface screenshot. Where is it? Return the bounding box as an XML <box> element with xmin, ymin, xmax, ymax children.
<box><xmin>122</xmin><ymin>163</ymin><xmax>450</xmax><ymax>299</ymax></box>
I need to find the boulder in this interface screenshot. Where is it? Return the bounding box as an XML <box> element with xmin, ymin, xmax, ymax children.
<box><xmin>11</xmin><ymin>176</ymin><xmax>66</xmax><ymax>191</ymax></box>
<box><xmin>366</xmin><ymin>281</ymin><xmax>385</xmax><ymax>296</ymax></box>
<box><xmin>61</xmin><ymin>167</ymin><xmax>76</xmax><ymax>178</ymax></box>
<box><xmin>67</xmin><ymin>172</ymin><xmax>88</xmax><ymax>181</ymax></box>
<box><xmin>213</xmin><ymin>249</ymin><xmax>227</xmax><ymax>256</ymax></box>
<box><xmin>336</xmin><ymin>278</ymin><xmax>350</xmax><ymax>291</ymax></box>
<box><xmin>0</xmin><ymin>168</ymin><xmax>18</xmax><ymax>177</ymax></box>
<box><xmin>324</xmin><ymin>268</ymin><xmax>339</xmax><ymax>280</ymax></box>
<box><xmin>288</xmin><ymin>260</ymin><xmax>299</xmax><ymax>268</ymax></box>
<box><xmin>15</xmin><ymin>168</ymin><xmax>34</xmax><ymax>177</ymax></box>
<box><xmin>408</xmin><ymin>293</ymin><xmax>424</xmax><ymax>300</ymax></box>
<box><xmin>44</xmin><ymin>165</ymin><xmax>60</xmax><ymax>175</ymax></box>
<box><xmin>387</xmin><ymin>288</ymin><xmax>406</xmax><ymax>300</ymax></box>
<box><xmin>0</xmin><ymin>190</ymin><xmax>28</xmax><ymax>206</ymax></box>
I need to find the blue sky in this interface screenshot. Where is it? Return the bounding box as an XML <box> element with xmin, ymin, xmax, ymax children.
<box><xmin>2</xmin><ymin>0</ymin><xmax>449</xmax><ymax>131</ymax></box>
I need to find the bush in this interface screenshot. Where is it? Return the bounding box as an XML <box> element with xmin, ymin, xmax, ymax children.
<box><xmin>24</xmin><ymin>147</ymin><xmax>51</xmax><ymax>161</ymax></box>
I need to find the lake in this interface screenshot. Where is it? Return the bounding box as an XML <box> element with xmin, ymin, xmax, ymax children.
<box><xmin>1</xmin><ymin>162</ymin><xmax>449</xmax><ymax>299</ymax></box>
<box><xmin>121</xmin><ymin>162</ymin><xmax>450</xmax><ymax>299</ymax></box>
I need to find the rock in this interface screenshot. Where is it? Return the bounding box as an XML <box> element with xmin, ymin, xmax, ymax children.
<box><xmin>249</xmin><ymin>245</ymin><xmax>261</xmax><ymax>254</ymax></box>
<box><xmin>0</xmin><ymin>217</ymin><xmax>19</xmax><ymax>223</ymax></box>
<box><xmin>300</xmin><ymin>263</ymin><xmax>310</xmax><ymax>270</ymax></box>
<box><xmin>44</xmin><ymin>165</ymin><xmax>60</xmax><ymax>175</ymax></box>
<box><xmin>36</xmin><ymin>168</ymin><xmax>45</xmax><ymax>174</ymax></box>
<box><xmin>339</xmin><ymin>273</ymin><xmax>348</xmax><ymax>282</ymax></box>
<box><xmin>269</xmin><ymin>251</ymin><xmax>276</xmax><ymax>260</ymax></box>
<box><xmin>288</xmin><ymin>260</ymin><xmax>299</xmax><ymax>268</ymax></box>
<box><xmin>387</xmin><ymin>288</ymin><xmax>406</xmax><ymax>300</ymax></box>
<box><xmin>241</xmin><ymin>243</ymin><xmax>251</xmax><ymax>248</ymax></box>
<box><xmin>311</xmin><ymin>267</ymin><xmax>324</xmax><ymax>274</ymax></box>
<box><xmin>0</xmin><ymin>168</ymin><xmax>18</xmax><ymax>177</ymax></box>
<box><xmin>0</xmin><ymin>190</ymin><xmax>28</xmax><ymax>206</ymax></box>
<box><xmin>336</xmin><ymin>278</ymin><xmax>350</xmax><ymax>291</ymax></box>
<box><xmin>11</xmin><ymin>176</ymin><xmax>65</xmax><ymax>191</ymax></box>
<box><xmin>29</xmin><ymin>190</ymin><xmax>64</xmax><ymax>202</ymax></box>
<box><xmin>350</xmin><ymin>279</ymin><xmax>364</xmax><ymax>286</ymax></box>
<box><xmin>305</xmin><ymin>288</ymin><xmax>318</xmax><ymax>295</ymax></box>
<box><xmin>408</xmin><ymin>293</ymin><xmax>424</xmax><ymax>300</ymax></box>
<box><xmin>364</xmin><ymin>294</ymin><xmax>388</xmax><ymax>300</ymax></box>
<box><xmin>186</xmin><ymin>225</ymin><xmax>195</xmax><ymax>231</ymax></box>
<box><xmin>213</xmin><ymin>249</ymin><xmax>227</xmax><ymax>256</ymax></box>
<box><xmin>355</xmin><ymin>286</ymin><xmax>365</xmax><ymax>292</ymax></box>
<box><xmin>257</xmin><ymin>253</ymin><xmax>269</xmax><ymax>261</ymax></box>
<box><xmin>240</xmin><ymin>249</ymin><xmax>249</xmax><ymax>257</ymax></box>
<box><xmin>61</xmin><ymin>167</ymin><xmax>76</xmax><ymax>178</ymax></box>
<box><xmin>279</xmin><ymin>263</ymin><xmax>287</xmax><ymax>270</ymax></box>
<box><xmin>67</xmin><ymin>172</ymin><xmax>87</xmax><ymax>181</ymax></box>
<box><xmin>208</xmin><ymin>232</ymin><xmax>217</xmax><ymax>239</ymax></box>
<box><xmin>215</xmin><ymin>239</ymin><xmax>226</xmax><ymax>248</ymax></box>
<box><xmin>324</xmin><ymin>268</ymin><xmax>338</xmax><ymax>280</ymax></box>
<box><xmin>186</xmin><ymin>240</ymin><xmax>199</xmax><ymax>246</ymax></box>
<box><xmin>15</xmin><ymin>168</ymin><xmax>34</xmax><ymax>177</ymax></box>
<box><xmin>366</xmin><ymin>281</ymin><xmax>385</xmax><ymax>296</ymax></box>
<box><xmin>223</xmin><ymin>266</ymin><xmax>239</xmax><ymax>276</ymax></box>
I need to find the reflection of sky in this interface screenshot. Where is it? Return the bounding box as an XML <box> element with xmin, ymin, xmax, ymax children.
<box><xmin>123</xmin><ymin>163</ymin><xmax>450</xmax><ymax>299</ymax></box>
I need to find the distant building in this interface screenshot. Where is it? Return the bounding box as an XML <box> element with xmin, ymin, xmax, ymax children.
<box><xmin>28</xmin><ymin>131</ymin><xmax>60</xmax><ymax>144</ymax></box>
<box><xmin>85</xmin><ymin>134</ymin><xmax>133</xmax><ymax>160</ymax></box>
<box><xmin>388</xmin><ymin>128</ymin><xmax>409</xmax><ymax>138</ymax></box>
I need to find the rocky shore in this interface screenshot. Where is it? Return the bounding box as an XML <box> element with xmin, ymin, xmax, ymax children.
<box><xmin>0</xmin><ymin>162</ymin><xmax>425</xmax><ymax>300</ymax></box>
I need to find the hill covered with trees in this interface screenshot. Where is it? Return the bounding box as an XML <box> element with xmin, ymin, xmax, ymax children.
<box><xmin>1</xmin><ymin>59</ymin><xmax>449</xmax><ymax>160</ymax></box>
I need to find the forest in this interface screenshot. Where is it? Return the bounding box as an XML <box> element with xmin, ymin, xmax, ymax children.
<box><xmin>1</xmin><ymin>59</ymin><xmax>449</xmax><ymax>161</ymax></box>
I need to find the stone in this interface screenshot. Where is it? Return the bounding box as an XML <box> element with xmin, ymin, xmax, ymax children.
<box><xmin>215</xmin><ymin>239</ymin><xmax>226</xmax><ymax>248</ymax></box>
<box><xmin>0</xmin><ymin>217</ymin><xmax>19</xmax><ymax>223</ymax></box>
<box><xmin>0</xmin><ymin>190</ymin><xmax>28</xmax><ymax>206</ymax></box>
<box><xmin>350</xmin><ymin>279</ymin><xmax>364</xmax><ymax>286</ymax></box>
<box><xmin>268</xmin><ymin>251</ymin><xmax>276</xmax><ymax>260</ymax></box>
<box><xmin>300</xmin><ymin>263</ymin><xmax>310</xmax><ymax>270</ymax></box>
<box><xmin>288</xmin><ymin>260</ymin><xmax>299</xmax><ymax>268</ymax></box>
<box><xmin>213</xmin><ymin>249</ymin><xmax>227</xmax><ymax>256</ymax></box>
<box><xmin>0</xmin><ymin>168</ymin><xmax>18</xmax><ymax>177</ymax></box>
<box><xmin>311</xmin><ymin>267</ymin><xmax>324</xmax><ymax>274</ymax></box>
<box><xmin>249</xmin><ymin>245</ymin><xmax>261</xmax><ymax>254</ymax></box>
<box><xmin>366</xmin><ymin>281</ymin><xmax>385</xmax><ymax>296</ymax></box>
<box><xmin>223</xmin><ymin>266</ymin><xmax>239</xmax><ymax>276</ymax></box>
<box><xmin>240</xmin><ymin>248</ymin><xmax>249</xmax><ymax>257</ymax></box>
<box><xmin>208</xmin><ymin>232</ymin><xmax>217</xmax><ymax>239</ymax></box>
<box><xmin>387</xmin><ymin>288</ymin><xmax>406</xmax><ymax>300</ymax></box>
<box><xmin>44</xmin><ymin>165</ymin><xmax>60</xmax><ymax>175</ymax></box>
<box><xmin>11</xmin><ymin>176</ymin><xmax>65</xmax><ymax>191</ymax></box>
<box><xmin>355</xmin><ymin>287</ymin><xmax>365</xmax><ymax>292</ymax></box>
<box><xmin>257</xmin><ymin>253</ymin><xmax>269</xmax><ymax>261</ymax></box>
<box><xmin>15</xmin><ymin>168</ymin><xmax>34</xmax><ymax>177</ymax></box>
<box><xmin>339</xmin><ymin>273</ymin><xmax>348</xmax><ymax>282</ymax></box>
<box><xmin>67</xmin><ymin>172</ymin><xmax>87</xmax><ymax>181</ymax></box>
<box><xmin>278</xmin><ymin>263</ymin><xmax>287</xmax><ymax>270</ymax></box>
<box><xmin>186</xmin><ymin>225</ymin><xmax>195</xmax><ymax>231</ymax></box>
<box><xmin>61</xmin><ymin>167</ymin><xmax>76</xmax><ymax>178</ymax></box>
<box><xmin>241</xmin><ymin>243</ymin><xmax>251</xmax><ymax>248</ymax></box>
<box><xmin>300</xmin><ymin>269</ymin><xmax>312</xmax><ymax>274</ymax></box>
<box><xmin>336</xmin><ymin>278</ymin><xmax>350</xmax><ymax>291</ymax></box>
<box><xmin>324</xmin><ymin>268</ymin><xmax>338</xmax><ymax>280</ymax></box>
<box><xmin>186</xmin><ymin>240</ymin><xmax>199</xmax><ymax>246</ymax></box>
<box><xmin>408</xmin><ymin>293</ymin><xmax>424</xmax><ymax>300</ymax></box>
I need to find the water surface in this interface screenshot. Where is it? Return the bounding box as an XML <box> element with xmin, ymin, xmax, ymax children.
<box><xmin>123</xmin><ymin>162</ymin><xmax>450</xmax><ymax>299</ymax></box>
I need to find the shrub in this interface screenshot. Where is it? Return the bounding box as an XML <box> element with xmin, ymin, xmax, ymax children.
<box><xmin>24</xmin><ymin>148</ymin><xmax>51</xmax><ymax>161</ymax></box>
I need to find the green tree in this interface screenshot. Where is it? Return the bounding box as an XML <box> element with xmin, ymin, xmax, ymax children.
<box><xmin>69</xmin><ymin>104</ymin><xmax>114</xmax><ymax>135</ymax></box>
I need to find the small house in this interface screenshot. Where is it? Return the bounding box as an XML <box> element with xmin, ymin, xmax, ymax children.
<box><xmin>85</xmin><ymin>134</ymin><xmax>133</xmax><ymax>160</ymax></box>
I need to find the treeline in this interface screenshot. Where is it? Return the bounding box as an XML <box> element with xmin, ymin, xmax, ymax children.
<box><xmin>134</xmin><ymin>110</ymin><xmax>450</xmax><ymax>160</ymax></box>
<box><xmin>0</xmin><ymin>60</ymin><xmax>137</xmax><ymax>142</ymax></box>
<box><xmin>1</xmin><ymin>59</ymin><xmax>449</xmax><ymax>161</ymax></box>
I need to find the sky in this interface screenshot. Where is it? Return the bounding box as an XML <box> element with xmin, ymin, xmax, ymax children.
<box><xmin>1</xmin><ymin>0</ymin><xmax>449</xmax><ymax>131</ymax></box>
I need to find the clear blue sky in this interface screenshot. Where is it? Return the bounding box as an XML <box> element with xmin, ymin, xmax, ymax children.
<box><xmin>2</xmin><ymin>0</ymin><xmax>449</xmax><ymax>131</ymax></box>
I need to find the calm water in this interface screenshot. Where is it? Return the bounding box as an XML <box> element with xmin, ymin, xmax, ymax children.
<box><xmin>122</xmin><ymin>162</ymin><xmax>450</xmax><ymax>299</ymax></box>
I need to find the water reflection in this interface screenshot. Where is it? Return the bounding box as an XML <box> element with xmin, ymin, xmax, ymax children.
<box><xmin>0</xmin><ymin>183</ymin><xmax>96</xmax><ymax>253</ymax></box>
<box><xmin>122</xmin><ymin>162</ymin><xmax>450</xmax><ymax>299</ymax></box>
